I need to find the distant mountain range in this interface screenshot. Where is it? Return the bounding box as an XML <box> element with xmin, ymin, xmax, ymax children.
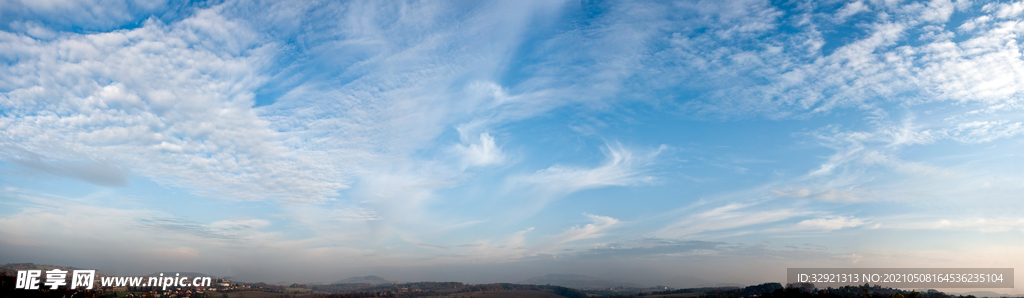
<box><xmin>335</xmin><ymin>275</ymin><xmax>390</xmax><ymax>285</ymax></box>
<box><xmin>518</xmin><ymin>274</ymin><xmax>644</xmax><ymax>289</ymax></box>
<box><xmin>0</xmin><ymin>263</ymin><xmax>85</xmax><ymax>271</ymax></box>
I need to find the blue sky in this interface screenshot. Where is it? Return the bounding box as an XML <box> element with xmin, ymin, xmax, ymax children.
<box><xmin>2</xmin><ymin>0</ymin><xmax>1024</xmax><ymax>290</ymax></box>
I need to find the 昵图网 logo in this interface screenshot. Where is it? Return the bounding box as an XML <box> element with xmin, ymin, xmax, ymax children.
<box><xmin>15</xmin><ymin>270</ymin><xmax>213</xmax><ymax>291</ymax></box>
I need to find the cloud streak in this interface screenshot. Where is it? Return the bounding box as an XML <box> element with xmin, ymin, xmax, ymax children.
<box><xmin>507</xmin><ymin>143</ymin><xmax>664</xmax><ymax>208</ymax></box>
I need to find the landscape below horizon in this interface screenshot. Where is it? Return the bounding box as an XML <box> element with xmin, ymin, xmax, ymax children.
<box><xmin>2</xmin><ymin>264</ymin><xmax>1021</xmax><ymax>298</ymax></box>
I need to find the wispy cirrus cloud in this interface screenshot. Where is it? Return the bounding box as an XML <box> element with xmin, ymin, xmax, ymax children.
<box><xmin>640</xmin><ymin>0</ymin><xmax>1023</xmax><ymax>122</ymax></box>
<box><xmin>771</xmin><ymin>188</ymin><xmax>871</xmax><ymax>203</ymax></box>
<box><xmin>535</xmin><ymin>213</ymin><xmax>619</xmax><ymax>253</ymax></box>
<box><xmin>659</xmin><ymin>202</ymin><xmax>810</xmax><ymax>239</ymax></box>
<box><xmin>775</xmin><ymin>216</ymin><xmax>869</xmax><ymax>232</ymax></box>
<box><xmin>506</xmin><ymin>143</ymin><xmax>664</xmax><ymax>207</ymax></box>
<box><xmin>868</xmin><ymin>216</ymin><xmax>1024</xmax><ymax>233</ymax></box>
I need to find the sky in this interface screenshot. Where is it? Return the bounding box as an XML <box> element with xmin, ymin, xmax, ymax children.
<box><xmin>2</xmin><ymin>0</ymin><xmax>1024</xmax><ymax>291</ymax></box>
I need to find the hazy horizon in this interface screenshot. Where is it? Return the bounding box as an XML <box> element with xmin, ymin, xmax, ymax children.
<box><xmin>2</xmin><ymin>0</ymin><xmax>1023</xmax><ymax>294</ymax></box>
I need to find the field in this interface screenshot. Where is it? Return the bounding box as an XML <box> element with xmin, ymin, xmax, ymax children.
<box><xmin>643</xmin><ymin>293</ymin><xmax>704</xmax><ymax>298</ymax></box>
<box><xmin>285</xmin><ymin>287</ymin><xmax>318</xmax><ymax>293</ymax></box>
<box><xmin>222</xmin><ymin>290</ymin><xmax>319</xmax><ymax>298</ymax></box>
<box><xmin>103</xmin><ymin>292</ymin><xmax>147</xmax><ymax>298</ymax></box>
<box><xmin>422</xmin><ymin>289</ymin><xmax>569</xmax><ymax>298</ymax></box>
<box><xmin>221</xmin><ymin>289</ymin><xmax>565</xmax><ymax>298</ymax></box>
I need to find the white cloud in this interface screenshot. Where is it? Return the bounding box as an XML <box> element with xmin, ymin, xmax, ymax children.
<box><xmin>913</xmin><ymin>0</ymin><xmax>956</xmax><ymax>24</ymax></box>
<box><xmin>507</xmin><ymin>143</ymin><xmax>663</xmax><ymax>204</ymax></box>
<box><xmin>454</xmin><ymin>133</ymin><xmax>505</xmax><ymax>168</ymax></box>
<box><xmin>639</xmin><ymin>0</ymin><xmax>1024</xmax><ymax>122</ymax></box>
<box><xmin>935</xmin><ymin>218</ymin><xmax>1024</xmax><ymax>233</ymax></box>
<box><xmin>757</xmin><ymin>215</ymin><xmax>868</xmax><ymax>233</ymax></box>
<box><xmin>331</xmin><ymin>208</ymin><xmax>383</xmax><ymax>222</ymax></box>
<box><xmin>792</xmin><ymin>216</ymin><xmax>867</xmax><ymax>231</ymax></box>
<box><xmin>4</xmin><ymin>0</ymin><xmax>174</xmax><ymax>32</ymax></box>
<box><xmin>945</xmin><ymin>120</ymin><xmax>1024</xmax><ymax>143</ymax></box>
<box><xmin>536</xmin><ymin>213</ymin><xmax>618</xmax><ymax>253</ymax></box>
<box><xmin>879</xmin><ymin>217</ymin><xmax>1024</xmax><ymax>233</ymax></box>
<box><xmin>772</xmin><ymin>188</ymin><xmax>871</xmax><ymax>202</ymax></box>
<box><xmin>0</xmin><ymin>11</ymin><xmax>345</xmax><ymax>202</ymax></box>
<box><xmin>987</xmin><ymin>1</ymin><xmax>1024</xmax><ymax>19</ymax></box>
<box><xmin>659</xmin><ymin>202</ymin><xmax>809</xmax><ymax>238</ymax></box>
<box><xmin>769</xmin><ymin>113</ymin><xmax>1024</xmax><ymax>214</ymax></box>
<box><xmin>552</xmin><ymin>214</ymin><xmax>619</xmax><ymax>245</ymax></box>
<box><xmin>834</xmin><ymin>1</ymin><xmax>870</xmax><ymax>22</ymax></box>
